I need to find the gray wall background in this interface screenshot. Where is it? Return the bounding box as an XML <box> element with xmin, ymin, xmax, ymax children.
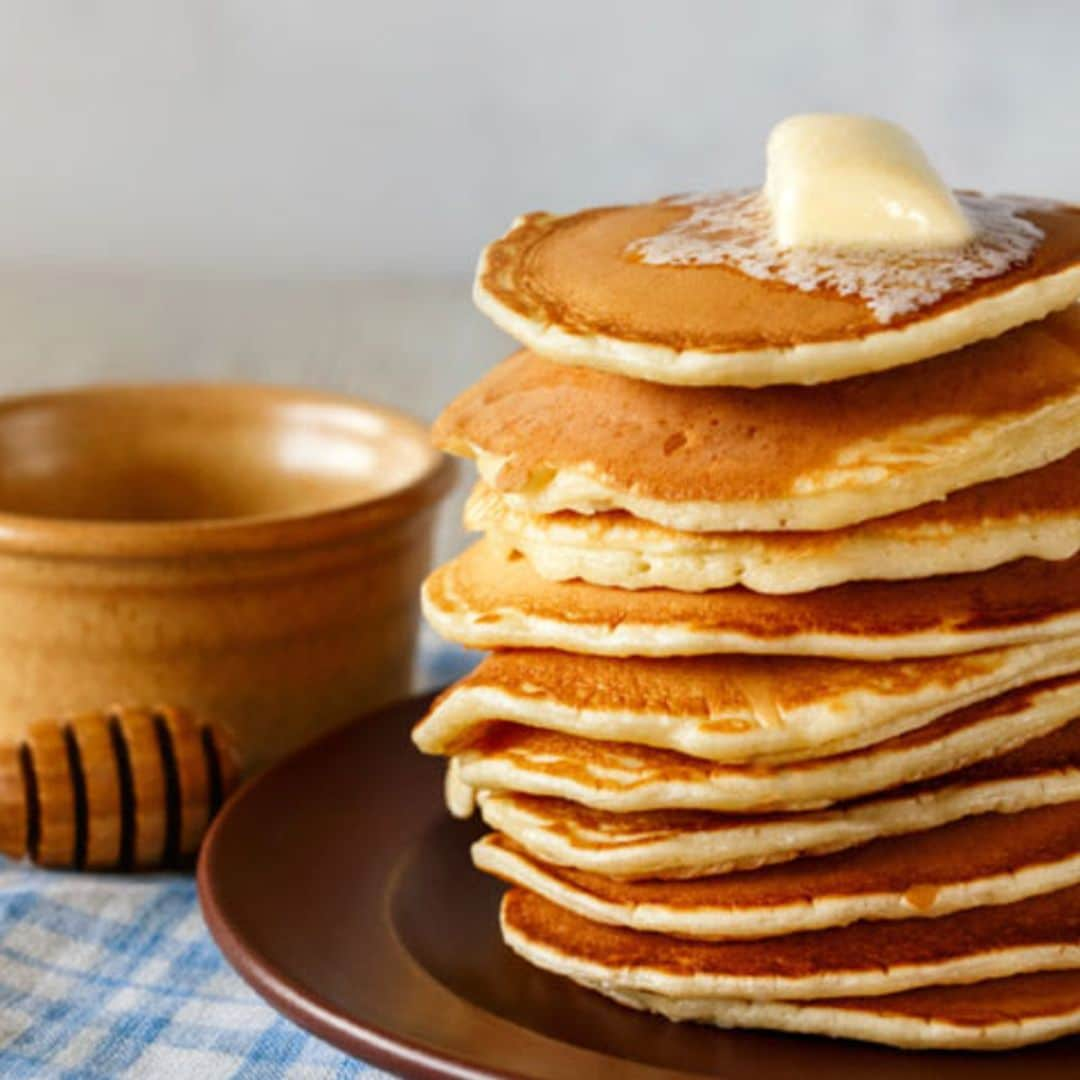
<box><xmin>0</xmin><ymin>1</ymin><xmax>1075</xmax><ymax>277</ymax></box>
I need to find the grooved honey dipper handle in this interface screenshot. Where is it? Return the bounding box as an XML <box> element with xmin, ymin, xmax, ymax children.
<box><xmin>0</xmin><ymin>707</ymin><xmax>240</xmax><ymax>871</ymax></box>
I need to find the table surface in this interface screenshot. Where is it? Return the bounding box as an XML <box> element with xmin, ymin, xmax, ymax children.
<box><xmin>0</xmin><ymin>637</ymin><xmax>475</xmax><ymax>1080</ymax></box>
<box><xmin>0</xmin><ymin>269</ymin><xmax>491</xmax><ymax>1077</ymax></box>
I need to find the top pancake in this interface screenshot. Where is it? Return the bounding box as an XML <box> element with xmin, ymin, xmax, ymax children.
<box><xmin>434</xmin><ymin>311</ymin><xmax>1080</xmax><ymax>532</ymax></box>
<box><xmin>475</xmin><ymin>196</ymin><xmax>1080</xmax><ymax>386</ymax></box>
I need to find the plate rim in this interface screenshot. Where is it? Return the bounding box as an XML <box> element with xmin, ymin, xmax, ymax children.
<box><xmin>199</xmin><ymin>692</ymin><xmax>523</xmax><ymax>1080</ymax></box>
<box><xmin>197</xmin><ymin>691</ymin><xmax>1080</xmax><ymax>1080</ymax></box>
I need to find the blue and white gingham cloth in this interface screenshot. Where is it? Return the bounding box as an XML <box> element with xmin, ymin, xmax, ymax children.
<box><xmin>0</xmin><ymin>635</ymin><xmax>477</xmax><ymax>1079</ymax></box>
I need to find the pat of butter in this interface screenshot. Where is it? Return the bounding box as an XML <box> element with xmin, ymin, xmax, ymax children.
<box><xmin>765</xmin><ymin>114</ymin><xmax>974</xmax><ymax>249</ymax></box>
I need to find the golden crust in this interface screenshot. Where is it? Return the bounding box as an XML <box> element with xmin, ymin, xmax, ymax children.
<box><xmin>501</xmin><ymin>883</ymin><xmax>1080</xmax><ymax>982</ymax></box>
<box><xmin>416</xmin><ymin>640</ymin><xmax>1080</xmax><ymax>764</ymax></box>
<box><xmin>490</xmin><ymin>718</ymin><xmax>1080</xmax><ymax>846</ymax></box>
<box><xmin>462</xmin><ymin>677</ymin><xmax>1078</xmax><ymax>797</ymax></box>
<box><xmin>423</xmin><ymin>541</ymin><xmax>1080</xmax><ymax>658</ymax></box>
<box><xmin>482</xmin><ymin>203</ymin><xmax>1080</xmax><ymax>351</ymax></box>
<box><xmin>476</xmin><ymin>199</ymin><xmax>1080</xmax><ymax>385</ymax></box>
<box><xmin>434</xmin><ymin>313</ymin><xmax>1080</xmax><ymax>514</ymax></box>
<box><xmin>470</xmin><ymin>447</ymin><xmax>1080</xmax><ymax>549</ymax></box>
<box><xmin>480</xmin><ymin>800</ymin><xmax>1080</xmax><ymax>916</ymax></box>
<box><xmin>478</xmin><ymin>720</ymin><xmax>1080</xmax><ymax>879</ymax></box>
<box><xmin>438</xmin><ymin>648</ymin><xmax>1007</xmax><ymax>724</ymax></box>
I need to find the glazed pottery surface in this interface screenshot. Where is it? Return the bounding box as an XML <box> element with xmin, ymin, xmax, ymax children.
<box><xmin>0</xmin><ymin>383</ymin><xmax>454</xmax><ymax>773</ymax></box>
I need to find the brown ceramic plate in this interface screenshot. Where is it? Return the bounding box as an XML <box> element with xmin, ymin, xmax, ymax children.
<box><xmin>198</xmin><ymin>693</ymin><xmax>1079</xmax><ymax>1079</ymax></box>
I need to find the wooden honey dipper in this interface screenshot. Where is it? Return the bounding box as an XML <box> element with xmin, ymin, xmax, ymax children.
<box><xmin>0</xmin><ymin>707</ymin><xmax>240</xmax><ymax>871</ymax></box>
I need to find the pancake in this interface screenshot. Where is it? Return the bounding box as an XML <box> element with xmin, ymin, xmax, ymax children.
<box><xmin>453</xmin><ymin>676</ymin><xmax>1080</xmax><ymax>814</ymax></box>
<box><xmin>466</xmin><ymin>451</ymin><xmax>1080</xmax><ymax>594</ymax></box>
<box><xmin>477</xmin><ymin>720</ymin><xmax>1080</xmax><ymax>879</ymax></box>
<box><xmin>474</xmin><ymin>801</ymin><xmax>1080</xmax><ymax>938</ymax></box>
<box><xmin>423</xmin><ymin>542</ymin><xmax>1080</xmax><ymax>660</ymax></box>
<box><xmin>499</xmin><ymin>884</ymin><xmax>1080</xmax><ymax>1000</ymax></box>
<box><xmin>414</xmin><ymin>638</ymin><xmax>1080</xmax><ymax>764</ymax></box>
<box><xmin>474</xmin><ymin>196</ymin><xmax>1080</xmax><ymax>387</ymax></box>
<box><xmin>589</xmin><ymin>973</ymin><xmax>1080</xmax><ymax>1051</ymax></box>
<box><xmin>434</xmin><ymin>322</ymin><xmax>1080</xmax><ymax>533</ymax></box>
<box><xmin>438</xmin><ymin>330</ymin><xmax>1080</xmax><ymax>534</ymax></box>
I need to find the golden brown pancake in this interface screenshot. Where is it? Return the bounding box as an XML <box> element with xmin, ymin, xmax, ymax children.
<box><xmin>475</xmin><ymin>197</ymin><xmax>1080</xmax><ymax>386</ymax></box>
<box><xmin>454</xmin><ymin>676</ymin><xmax>1080</xmax><ymax>813</ymax></box>
<box><xmin>434</xmin><ymin>320</ymin><xmax>1080</xmax><ymax>532</ymax></box>
<box><xmin>466</xmin><ymin>450</ymin><xmax>1080</xmax><ymax>593</ymax></box>
<box><xmin>477</xmin><ymin>719</ymin><xmax>1080</xmax><ymax>879</ymax></box>
<box><xmin>423</xmin><ymin>541</ymin><xmax>1080</xmax><ymax>659</ymax></box>
<box><xmin>589</xmin><ymin>973</ymin><xmax>1080</xmax><ymax>1050</ymax></box>
<box><xmin>415</xmin><ymin>639</ymin><xmax>1080</xmax><ymax>763</ymax></box>
<box><xmin>474</xmin><ymin>800</ymin><xmax>1080</xmax><ymax>938</ymax></box>
<box><xmin>499</xmin><ymin>883</ymin><xmax>1080</xmax><ymax>999</ymax></box>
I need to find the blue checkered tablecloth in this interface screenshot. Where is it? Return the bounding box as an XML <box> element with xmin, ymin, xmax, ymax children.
<box><xmin>0</xmin><ymin>636</ymin><xmax>477</xmax><ymax>1079</ymax></box>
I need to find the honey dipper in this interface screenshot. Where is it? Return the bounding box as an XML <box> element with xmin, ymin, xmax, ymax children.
<box><xmin>0</xmin><ymin>707</ymin><xmax>240</xmax><ymax>870</ymax></box>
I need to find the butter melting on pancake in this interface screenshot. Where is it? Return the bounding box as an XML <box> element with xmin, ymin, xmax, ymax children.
<box><xmin>423</xmin><ymin>542</ymin><xmax>1080</xmax><ymax>660</ymax></box>
<box><xmin>415</xmin><ymin>638</ymin><xmax>1080</xmax><ymax>763</ymax></box>
<box><xmin>434</xmin><ymin>313</ymin><xmax>1080</xmax><ymax>533</ymax></box>
<box><xmin>466</xmin><ymin>450</ymin><xmax>1080</xmax><ymax>594</ymax></box>
<box><xmin>474</xmin><ymin>800</ymin><xmax>1080</xmax><ymax>938</ymax></box>
<box><xmin>475</xmin><ymin>194</ymin><xmax>1080</xmax><ymax>387</ymax></box>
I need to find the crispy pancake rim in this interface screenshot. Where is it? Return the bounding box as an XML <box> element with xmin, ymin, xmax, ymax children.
<box><xmin>415</xmin><ymin>638</ymin><xmax>1080</xmax><ymax>763</ymax></box>
<box><xmin>454</xmin><ymin>676</ymin><xmax>1080</xmax><ymax>813</ymax></box>
<box><xmin>588</xmin><ymin>974</ymin><xmax>1080</xmax><ymax>1050</ymax></box>
<box><xmin>436</xmin><ymin>320</ymin><xmax>1080</xmax><ymax>532</ymax></box>
<box><xmin>423</xmin><ymin>542</ymin><xmax>1080</xmax><ymax>660</ymax></box>
<box><xmin>499</xmin><ymin>884</ymin><xmax>1080</xmax><ymax>1000</ymax></box>
<box><xmin>474</xmin><ymin>799</ymin><xmax>1080</xmax><ymax>939</ymax></box>
<box><xmin>475</xmin><ymin>199</ymin><xmax>1080</xmax><ymax>386</ymax></box>
<box><xmin>476</xmin><ymin>719</ymin><xmax>1080</xmax><ymax>879</ymax></box>
<box><xmin>465</xmin><ymin>448</ymin><xmax>1080</xmax><ymax>593</ymax></box>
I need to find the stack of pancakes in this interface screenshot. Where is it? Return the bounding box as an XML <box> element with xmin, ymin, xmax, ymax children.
<box><xmin>414</xmin><ymin>187</ymin><xmax>1080</xmax><ymax>1050</ymax></box>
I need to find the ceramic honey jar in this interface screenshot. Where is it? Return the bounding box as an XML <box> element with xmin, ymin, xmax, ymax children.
<box><xmin>0</xmin><ymin>382</ymin><xmax>454</xmax><ymax>778</ymax></box>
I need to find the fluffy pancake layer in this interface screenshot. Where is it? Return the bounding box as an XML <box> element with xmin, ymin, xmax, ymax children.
<box><xmin>584</xmin><ymin>974</ymin><xmax>1080</xmax><ymax>1050</ymax></box>
<box><xmin>467</xmin><ymin>450</ymin><xmax>1080</xmax><ymax>593</ymax></box>
<box><xmin>475</xmin><ymin>801</ymin><xmax>1080</xmax><ymax>938</ymax></box>
<box><xmin>445</xmin><ymin>182</ymin><xmax>1080</xmax><ymax>1055</ymax></box>
<box><xmin>435</xmin><ymin>321</ymin><xmax>1080</xmax><ymax>532</ymax></box>
<box><xmin>499</xmin><ymin>885</ymin><xmax>1080</xmax><ymax>1000</ymax></box>
<box><xmin>478</xmin><ymin>719</ymin><xmax>1080</xmax><ymax>880</ymax></box>
<box><xmin>423</xmin><ymin>542</ymin><xmax>1080</xmax><ymax>659</ymax></box>
<box><xmin>415</xmin><ymin>639</ymin><xmax>1080</xmax><ymax>763</ymax></box>
<box><xmin>454</xmin><ymin>676</ymin><xmax>1080</xmax><ymax>813</ymax></box>
<box><xmin>475</xmin><ymin>198</ymin><xmax>1080</xmax><ymax>386</ymax></box>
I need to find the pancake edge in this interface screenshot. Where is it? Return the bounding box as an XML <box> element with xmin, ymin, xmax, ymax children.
<box><xmin>472</xmin><ymin>497</ymin><xmax>1080</xmax><ymax>594</ymax></box>
<box><xmin>463</xmin><ymin>387</ymin><xmax>1080</xmax><ymax>529</ymax></box>
<box><xmin>477</xmin><ymin>769</ymin><xmax>1080</xmax><ymax>880</ymax></box>
<box><xmin>455</xmin><ymin>678</ymin><xmax>1080</xmax><ymax>813</ymax></box>
<box><xmin>499</xmin><ymin>890</ymin><xmax>1080</xmax><ymax>1001</ymax></box>
<box><xmin>413</xmin><ymin>638</ymin><xmax>1080</xmax><ymax>763</ymax></box>
<box><xmin>475</xmin><ymin>242</ymin><xmax>1080</xmax><ymax>387</ymax></box>
<box><xmin>591</xmin><ymin>982</ymin><xmax>1080</xmax><ymax>1050</ymax></box>
<box><xmin>473</xmin><ymin>829</ymin><xmax>1080</xmax><ymax>940</ymax></box>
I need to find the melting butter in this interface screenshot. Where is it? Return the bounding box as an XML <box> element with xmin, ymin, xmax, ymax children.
<box><xmin>765</xmin><ymin>114</ymin><xmax>974</xmax><ymax>249</ymax></box>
